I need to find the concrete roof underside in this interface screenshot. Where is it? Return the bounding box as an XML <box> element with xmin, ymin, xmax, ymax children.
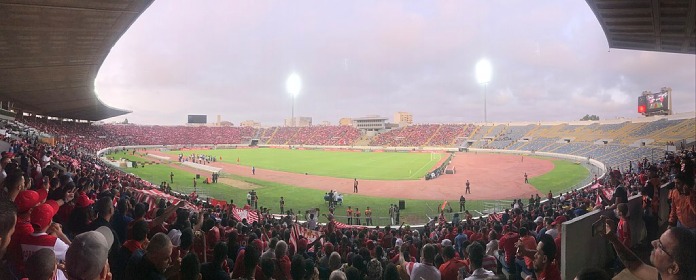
<box><xmin>586</xmin><ymin>0</ymin><xmax>696</xmax><ymax>55</ymax></box>
<box><xmin>0</xmin><ymin>0</ymin><xmax>154</xmax><ymax>121</ymax></box>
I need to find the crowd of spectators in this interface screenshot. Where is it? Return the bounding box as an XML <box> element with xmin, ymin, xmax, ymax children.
<box><xmin>370</xmin><ymin>124</ymin><xmax>475</xmax><ymax>147</ymax></box>
<box><xmin>1</xmin><ymin>118</ymin><xmax>694</xmax><ymax>280</ymax></box>
<box><xmin>265</xmin><ymin>126</ymin><xmax>360</xmax><ymax>146</ymax></box>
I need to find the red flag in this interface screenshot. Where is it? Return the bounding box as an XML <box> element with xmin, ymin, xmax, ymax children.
<box><xmin>440</xmin><ymin>200</ymin><xmax>449</xmax><ymax>211</ymax></box>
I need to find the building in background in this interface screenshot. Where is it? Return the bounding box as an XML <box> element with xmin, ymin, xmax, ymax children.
<box><xmin>240</xmin><ymin>120</ymin><xmax>261</xmax><ymax>128</ymax></box>
<box><xmin>284</xmin><ymin>117</ymin><xmax>312</xmax><ymax>127</ymax></box>
<box><xmin>352</xmin><ymin>116</ymin><xmax>388</xmax><ymax>131</ymax></box>
<box><xmin>320</xmin><ymin>121</ymin><xmax>331</xmax><ymax>126</ymax></box>
<box><xmin>394</xmin><ymin>112</ymin><xmax>413</xmax><ymax>127</ymax></box>
<box><xmin>339</xmin><ymin>118</ymin><xmax>352</xmax><ymax>126</ymax></box>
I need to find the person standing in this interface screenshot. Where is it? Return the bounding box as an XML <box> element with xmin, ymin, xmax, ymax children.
<box><xmin>365</xmin><ymin>207</ymin><xmax>372</xmax><ymax>226</ymax></box>
<box><xmin>460</xmin><ymin>195</ymin><xmax>466</xmax><ymax>212</ymax></box>
<box><xmin>252</xmin><ymin>166</ymin><xmax>256</xmax><ymax>175</ymax></box>
<box><xmin>355</xmin><ymin>208</ymin><xmax>361</xmax><ymax>226</ymax></box>
<box><xmin>524</xmin><ymin>173</ymin><xmax>529</xmax><ymax>184</ymax></box>
<box><xmin>353</xmin><ymin>178</ymin><xmax>359</xmax><ymax>193</ymax></box>
<box><xmin>279</xmin><ymin>197</ymin><xmax>285</xmax><ymax>214</ymax></box>
<box><xmin>170</xmin><ymin>172</ymin><xmax>174</xmax><ymax>183</ymax></box>
<box><xmin>465</xmin><ymin>180</ymin><xmax>471</xmax><ymax>194</ymax></box>
<box><xmin>346</xmin><ymin>206</ymin><xmax>353</xmax><ymax>225</ymax></box>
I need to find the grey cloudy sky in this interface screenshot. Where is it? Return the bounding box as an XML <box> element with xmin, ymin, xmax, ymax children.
<box><xmin>95</xmin><ymin>0</ymin><xmax>696</xmax><ymax>126</ymax></box>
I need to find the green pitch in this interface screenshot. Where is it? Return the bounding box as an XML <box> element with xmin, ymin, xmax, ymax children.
<box><xmin>167</xmin><ymin>148</ymin><xmax>442</xmax><ymax>180</ymax></box>
<box><xmin>110</xmin><ymin>151</ymin><xmax>590</xmax><ymax>225</ymax></box>
<box><xmin>529</xmin><ymin>159</ymin><xmax>590</xmax><ymax>194</ymax></box>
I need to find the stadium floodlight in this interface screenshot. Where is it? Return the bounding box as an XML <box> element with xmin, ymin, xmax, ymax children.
<box><xmin>475</xmin><ymin>59</ymin><xmax>492</xmax><ymax>123</ymax></box>
<box><xmin>286</xmin><ymin>73</ymin><xmax>302</xmax><ymax>127</ymax></box>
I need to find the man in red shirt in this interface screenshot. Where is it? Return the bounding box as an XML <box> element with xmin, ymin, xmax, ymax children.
<box><xmin>517</xmin><ymin>234</ymin><xmax>560</xmax><ymax>280</ymax></box>
<box><xmin>515</xmin><ymin>227</ymin><xmax>537</xmax><ymax>278</ymax></box>
<box><xmin>497</xmin><ymin>225</ymin><xmax>520</xmax><ymax>276</ymax></box>
<box><xmin>439</xmin><ymin>244</ymin><xmax>465</xmax><ymax>280</ymax></box>
<box><xmin>20</xmin><ymin>202</ymin><xmax>70</xmax><ymax>272</ymax></box>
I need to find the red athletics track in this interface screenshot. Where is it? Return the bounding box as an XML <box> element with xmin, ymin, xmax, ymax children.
<box><xmin>149</xmin><ymin>151</ymin><xmax>554</xmax><ymax>201</ymax></box>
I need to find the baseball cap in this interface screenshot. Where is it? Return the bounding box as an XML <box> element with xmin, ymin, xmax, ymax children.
<box><xmin>441</xmin><ymin>239</ymin><xmax>453</xmax><ymax>247</ymax></box>
<box><xmin>65</xmin><ymin>226</ymin><xmax>115</xmax><ymax>280</ymax></box>
<box><xmin>534</xmin><ymin>216</ymin><xmax>544</xmax><ymax>223</ymax></box>
<box><xmin>30</xmin><ymin>201</ymin><xmax>59</xmax><ymax>229</ymax></box>
<box><xmin>551</xmin><ymin>215</ymin><xmax>567</xmax><ymax>226</ymax></box>
<box><xmin>76</xmin><ymin>193</ymin><xmax>94</xmax><ymax>208</ymax></box>
<box><xmin>15</xmin><ymin>190</ymin><xmax>41</xmax><ymax>213</ymax></box>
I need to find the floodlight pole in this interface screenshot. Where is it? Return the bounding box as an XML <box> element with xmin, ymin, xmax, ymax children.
<box><xmin>483</xmin><ymin>83</ymin><xmax>488</xmax><ymax>124</ymax></box>
<box><xmin>291</xmin><ymin>95</ymin><xmax>295</xmax><ymax>127</ymax></box>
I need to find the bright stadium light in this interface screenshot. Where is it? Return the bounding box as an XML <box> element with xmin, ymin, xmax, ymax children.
<box><xmin>286</xmin><ymin>73</ymin><xmax>302</xmax><ymax>127</ymax></box>
<box><xmin>475</xmin><ymin>59</ymin><xmax>492</xmax><ymax>123</ymax></box>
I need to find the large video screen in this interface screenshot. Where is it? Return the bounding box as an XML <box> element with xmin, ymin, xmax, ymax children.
<box><xmin>187</xmin><ymin>115</ymin><xmax>207</xmax><ymax>124</ymax></box>
<box><xmin>638</xmin><ymin>92</ymin><xmax>669</xmax><ymax>114</ymax></box>
<box><xmin>645</xmin><ymin>92</ymin><xmax>668</xmax><ymax>112</ymax></box>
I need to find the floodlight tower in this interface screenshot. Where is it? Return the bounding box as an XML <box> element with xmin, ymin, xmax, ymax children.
<box><xmin>475</xmin><ymin>59</ymin><xmax>492</xmax><ymax>123</ymax></box>
<box><xmin>286</xmin><ymin>73</ymin><xmax>302</xmax><ymax>127</ymax></box>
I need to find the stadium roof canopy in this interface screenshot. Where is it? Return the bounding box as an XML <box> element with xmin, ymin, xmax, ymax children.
<box><xmin>0</xmin><ymin>0</ymin><xmax>154</xmax><ymax>121</ymax></box>
<box><xmin>586</xmin><ymin>0</ymin><xmax>696</xmax><ymax>55</ymax></box>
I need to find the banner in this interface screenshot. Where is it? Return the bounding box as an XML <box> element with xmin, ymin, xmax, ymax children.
<box><xmin>289</xmin><ymin>224</ymin><xmax>323</xmax><ymax>253</ymax></box>
<box><xmin>230</xmin><ymin>205</ymin><xmax>260</xmax><ymax>224</ymax></box>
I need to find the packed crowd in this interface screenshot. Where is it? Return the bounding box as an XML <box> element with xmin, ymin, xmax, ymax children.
<box><xmin>0</xmin><ymin>119</ymin><xmax>693</xmax><ymax>280</ymax></box>
<box><xmin>370</xmin><ymin>124</ymin><xmax>475</xmax><ymax>147</ymax></box>
<box><xmin>264</xmin><ymin>126</ymin><xmax>361</xmax><ymax>146</ymax></box>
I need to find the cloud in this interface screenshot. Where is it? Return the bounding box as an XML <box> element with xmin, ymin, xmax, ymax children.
<box><xmin>95</xmin><ymin>0</ymin><xmax>696</xmax><ymax>125</ymax></box>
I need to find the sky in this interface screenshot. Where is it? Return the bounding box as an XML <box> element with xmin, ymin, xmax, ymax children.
<box><xmin>95</xmin><ymin>0</ymin><xmax>696</xmax><ymax>126</ymax></box>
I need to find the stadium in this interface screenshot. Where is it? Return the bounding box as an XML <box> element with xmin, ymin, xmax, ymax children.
<box><xmin>0</xmin><ymin>1</ymin><xmax>694</xmax><ymax>280</ymax></box>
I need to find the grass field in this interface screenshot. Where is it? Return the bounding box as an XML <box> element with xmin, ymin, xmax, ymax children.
<box><xmin>166</xmin><ymin>148</ymin><xmax>442</xmax><ymax>180</ymax></box>
<box><xmin>109</xmin><ymin>151</ymin><xmax>590</xmax><ymax>225</ymax></box>
<box><xmin>529</xmin><ymin>159</ymin><xmax>590</xmax><ymax>195</ymax></box>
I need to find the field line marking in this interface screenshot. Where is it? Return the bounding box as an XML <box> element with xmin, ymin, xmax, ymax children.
<box><xmin>408</xmin><ymin>153</ymin><xmax>441</xmax><ymax>179</ymax></box>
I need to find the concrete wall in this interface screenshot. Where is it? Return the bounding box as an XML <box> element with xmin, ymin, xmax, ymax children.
<box><xmin>561</xmin><ymin>183</ymin><xmax>671</xmax><ymax>280</ymax></box>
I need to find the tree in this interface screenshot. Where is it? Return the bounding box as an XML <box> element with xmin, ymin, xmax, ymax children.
<box><xmin>580</xmin><ymin>114</ymin><xmax>599</xmax><ymax>121</ymax></box>
<box><xmin>122</xmin><ymin>118</ymin><xmax>129</xmax><ymax>124</ymax></box>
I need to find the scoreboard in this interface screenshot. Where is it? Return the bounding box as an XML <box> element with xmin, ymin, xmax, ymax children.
<box><xmin>638</xmin><ymin>87</ymin><xmax>671</xmax><ymax>116</ymax></box>
<box><xmin>187</xmin><ymin>115</ymin><xmax>207</xmax><ymax>124</ymax></box>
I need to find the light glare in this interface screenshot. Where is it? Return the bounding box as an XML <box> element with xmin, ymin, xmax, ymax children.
<box><xmin>286</xmin><ymin>73</ymin><xmax>302</xmax><ymax>96</ymax></box>
<box><xmin>475</xmin><ymin>59</ymin><xmax>492</xmax><ymax>84</ymax></box>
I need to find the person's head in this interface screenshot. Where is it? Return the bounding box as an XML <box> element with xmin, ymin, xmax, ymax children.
<box><xmin>180</xmin><ymin>253</ymin><xmax>201</xmax><ymax>280</ymax></box>
<box><xmin>2</xmin><ymin>170</ymin><xmax>25</xmax><ymax>201</ymax></box>
<box><xmin>533</xmin><ymin>234</ymin><xmax>556</xmax><ymax>273</ymax></box>
<box><xmin>383</xmin><ymin>263</ymin><xmax>399</xmax><ymax>280</ymax></box>
<box><xmin>466</xmin><ymin>241</ymin><xmax>485</xmax><ymax>269</ymax></box>
<box><xmin>442</xmin><ymin>245</ymin><xmax>455</xmax><ymax>261</ymax></box>
<box><xmin>344</xmin><ymin>266</ymin><xmax>360</xmax><ymax>280</ymax></box>
<box><xmin>616</xmin><ymin>203</ymin><xmax>629</xmax><ymax>219</ymax></box>
<box><xmin>25</xmin><ymin>248</ymin><xmax>57</xmax><ymax>280</ymax></box>
<box><xmin>243</xmin><ymin>244</ymin><xmax>260</xmax><ymax>278</ymax></box>
<box><xmin>65</xmin><ymin>226</ymin><xmax>115</xmax><ymax>280</ymax></box>
<box><xmin>574</xmin><ymin>267</ymin><xmax>611</xmax><ymax>280</ymax></box>
<box><xmin>146</xmin><ymin>232</ymin><xmax>173</xmax><ymax>273</ymax></box>
<box><xmin>180</xmin><ymin>228</ymin><xmax>194</xmax><ymax>251</ymax></box>
<box><xmin>261</xmin><ymin>257</ymin><xmax>275</xmax><ymax>279</ymax></box>
<box><xmin>291</xmin><ymin>254</ymin><xmax>305</xmax><ymax>280</ymax></box>
<box><xmin>330</xmin><ymin>270</ymin><xmax>347</xmax><ymax>280</ymax></box>
<box><xmin>275</xmin><ymin>240</ymin><xmax>288</xmax><ymax>257</ymax></box>
<box><xmin>31</xmin><ymin>202</ymin><xmax>57</xmax><ymax>232</ymax></box>
<box><xmin>421</xmin><ymin>243</ymin><xmax>437</xmax><ymax>264</ymax></box>
<box><xmin>94</xmin><ymin>197</ymin><xmax>114</xmax><ymax>221</ymax></box>
<box><xmin>131</xmin><ymin>220</ymin><xmax>149</xmax><ymax>242</ymax></box>
<box><xmin>133</xmin><ymin>203</ymin><xmax>147</xmax><ymax>219</ymax></box>
<box><xmin>0</xmin><ymin>199</ymin><xmax>17</xmax><ymax>259</ymax></box>
<box><xmin>650</xmin><ymin>227</ymin><xmax>696</xmax><ymax>279</ymax></box>
<box><xmin>329</xmin><ymin>251</ymin><xmax>342</xmax><ymax>271</ymax></box>
<box><xmin>213</xmin><ymin>242</ymin><xmax>228</xmax><ymax>266</ymax></box>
